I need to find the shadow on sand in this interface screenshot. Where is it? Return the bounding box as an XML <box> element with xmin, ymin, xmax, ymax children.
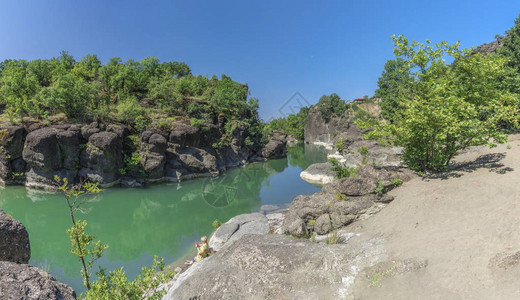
<box><xmin>427</xmin><ymin>152</ymin><xmax>513</xmax><ymax>180</ymax></box>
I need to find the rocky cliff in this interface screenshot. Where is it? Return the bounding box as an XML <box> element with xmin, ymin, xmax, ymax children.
<box><xmin>0</xmin><ymin>121</ymin><xmax>287</xmax><ymax>189</ymax></box>
<box><xmin>303</xmin><ymin>106</ymin><xmax>362</xmax><ymax>146</ymax></box>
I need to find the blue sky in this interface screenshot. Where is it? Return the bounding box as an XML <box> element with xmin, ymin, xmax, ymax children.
<box><xmin>0</xmin><ymin>1</ymin><xmax>518</xmax><ymax>120</ymax></box>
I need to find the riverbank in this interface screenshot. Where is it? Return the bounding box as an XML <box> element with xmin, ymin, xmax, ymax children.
<box><xmin>164</xmin><ymin>135</ymin><xmax>520</xmax><ymax>299</ymax></box>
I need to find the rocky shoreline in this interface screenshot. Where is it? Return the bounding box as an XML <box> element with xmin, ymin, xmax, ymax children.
<box><xmin>0</xmin><ymin>121</ymin><xmax>288</xmax><ymax>190</ymax></box>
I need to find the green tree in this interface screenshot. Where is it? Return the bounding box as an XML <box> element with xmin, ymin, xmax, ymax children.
<box><xmin>361</xmin><ymin>35</ymin><xmax>519</xmax><ymax>172</ymax></box>
<box><xmin>374</xmin><ymin>58</ymin><xmax>413</xmax><ymax>121</ymax></box>
<box><xmin>316</xmin><ymin>93</ymin><xmax>346</xmax><ymax>121</ymax></box>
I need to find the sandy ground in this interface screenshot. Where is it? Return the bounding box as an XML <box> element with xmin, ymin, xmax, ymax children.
<box><xmin>348</xmin><ymin>135</ymin><xmax>520</xmax><ymax>300</ymax></box>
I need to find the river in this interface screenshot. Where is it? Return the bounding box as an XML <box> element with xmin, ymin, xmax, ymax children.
<box><xmin>0</xmin><ymin>143</ymin><xmax>328</xmax><ymax>294</ymax></box>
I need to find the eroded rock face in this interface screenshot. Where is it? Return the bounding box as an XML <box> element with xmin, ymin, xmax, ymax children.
<box><xmin>80</xmin><ymin>131</ymin><xmax>123</xmax><ymax>185</ymax></box>
<box><xmin>261</xmin><ymin>130</ymin><xmax>288</xmax><ymax>159</ymax></box>
<box><xmin>304</xmin><ymin>106</ymin><xmax>362</xmax><ymax>146</ymax></box>
<box><xmin>300</xmin><ymin>162</ymin><xmax>335</xmax><ymax>185</ymax></box>
<box><xmin>0</xmin><ymin>261</ymin><xmax>76</xmax><ymax>300</ymax></box>
<box><xmin>0</xmin><ymin>120</ymin><xmax>286</xmax><ymax>188</ymax></box>
<box><xmin>0</xmin><ymin>125</ymin><xmax>26</xmax><ymax>183</ymax></box>
<box><xmin>164</xmin><ymin>234</ymin><xmax>386</xmax><ymax>300</ymax></box>
<box><xmin>283</xmin><ymin>165</ymin><xmax>415</xmax><ymax>237</ymax></box>
<box><xmin>0</xmin><ymin>210</ymin><xmax>30</xmax><ymax>264</ymax></box>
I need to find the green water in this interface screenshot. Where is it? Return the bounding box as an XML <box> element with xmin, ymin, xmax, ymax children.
<box><xmin>0</xmin><ymin>143</ymin><xmax>328</xmax><ymax>294</ymax></box>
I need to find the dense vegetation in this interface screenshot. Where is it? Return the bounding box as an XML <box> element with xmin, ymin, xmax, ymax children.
<box><xmin>0</xmin><ymin>52</ymin><xmax>262</xmax><ymax>146</ymax></box>
<box><xmin>363</xmin><ymin>33</ymin><xmax>520</xmax><ymax>171</ymax></box>
<box><xmin>265</xmin><ymin>93</ymin><xmax>349</xmax><ymax>140</ymax></box>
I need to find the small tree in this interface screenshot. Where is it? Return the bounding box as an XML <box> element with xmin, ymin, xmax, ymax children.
<box><xmin>359</xmin><ymin>35</ymin><xmax>519</xmax><ymax>172</ymax></box>
<box><xmin>54</xmin><ymin>176</ymin><xmax>107</xmax><ymax>290</ymax></box>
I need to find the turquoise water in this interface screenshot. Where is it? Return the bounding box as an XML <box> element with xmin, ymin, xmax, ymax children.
<box><xmin>0</xmin><ymin>143</ymin><xmax>328</xmax><ymax>294</ymax></box>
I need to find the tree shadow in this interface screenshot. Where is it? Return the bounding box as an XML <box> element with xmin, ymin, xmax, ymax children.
<box><xmin>427</xmin><ymin>152</ymin><xmax>513</xmax><ymax>180</ymax></box>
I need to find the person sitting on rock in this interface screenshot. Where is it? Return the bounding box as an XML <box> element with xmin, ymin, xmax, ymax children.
<box><xmin>185</xmin><ymin>236</ymin><xmax>214</xmax><ymax>265</ymax></box>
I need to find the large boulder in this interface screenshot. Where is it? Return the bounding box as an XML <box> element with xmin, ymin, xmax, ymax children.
<box><xmin>140</xmin><ymin>132</ymin><xmax>168</xmax><ymax>180</ymax></box>
<box><xmin>0</xmin><ymin>261</ymin><xmax>76</xmax><ymax>300</ymax></box>
<box><xmin>163</xmin><ymin>234</ymin><xmax>386</xmax><ymax>300</ymax></box>
<box><xmin>300</xmin><ymin>162</ymin><xmax>335</xmax><ymax>185</ymax></box>
<box><xmin>0</xmin><ymin>210</ymin><xmax>30</xmax><ymax>264</ymax></box>
<box><xmin>209</xmin><ymin>213</ymin><xmax>270</xmax><ymax>252</ymax></box>
<box><xmin>339</xmin><ymin>140</ymin><xmax>403</xmax><ymax>168</ymax></box>
<box><xmin>261</xmin><ymin>131</ymin><xmax>287</xmax><ymax>159</ymax></box>
<box><xmin>79</xmin><ymin>131</ymin><xmax>123</xmax><ymax>185</ymax></box>
<box><xmin>23</xmin><ymin>127</ymin><xmax>62</xmax><ymax>172</ymax></box>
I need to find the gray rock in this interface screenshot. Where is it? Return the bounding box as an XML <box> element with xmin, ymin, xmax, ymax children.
<box><xmin>209</xmin><ymin>213</ymin><xmax>270</xmax><ymax>252</ymax></box>
<box><xmin>56</xmin><ymin>130</ymin><xmax>80</xmax><ymax>170</ymax></box>
<box><xmin>300</xmin><ymin>162</ymin><xmax>335</xmax><ymax>184</ymax></box>
<box><xmin>80</xmin><ymin>131</ymin><xmax>123</xmax><ymax>184</ymax></box>
<box><xmin>314</xmin><ymin>213</ymin><xmax>332</xmax><ymax>235</ymax></box>
<box><xmin>0</xmin><ymin>261</ymin><xmax>76</xmax><ymax>300</ymax></box>
<box><xmin>23</xmin><ymin>127</ymin><xmax>62</xmax><ymax>172</ymax></box>
<box><xmin>0</xmin><ymin>210</ymin><xmax>30</xmax><ymax>264</ymax></box>
<box><xmin>163</xmin><ymin>234</ymin><xmax>386</xmax><ymax>300</ymax></box>
<box><xmin>261</xmin><ymin>130</ymin><xmax>288</xmax><ymax>159</ymax></box>
<box><xmin>304</xmin><ymin>106</ymin><xmax>362</xmax><ymax>146</ymax></box>
<box><xmin>169</xmin><ymin>124</ymin><xmax>201</xmax><ymax>147</ymax></box>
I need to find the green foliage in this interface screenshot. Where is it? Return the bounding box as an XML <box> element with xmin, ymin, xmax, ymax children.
<box><xmin>212</xmin><ymin>219</ymin><xmax>223</xmax><ymax>229</ymax></box>
<box><xmin>329</xmin><ymin>157</ymin><xmax>357</xmax><ymax>179</ymax></box>
<box><xmin>84</xmin><ymin>256</ymin><xmax>175</xmax><ymax>300</ymax></box>
<box><xmin>334</xmin><ymin>137</ymin><xmax>345</xmax><ymax>153</ymax></box>
<box><xmin>54</xmin><ymin>176</ymin><xmax>105</xmax><ymax>290</ymax></box>
<box><xmin>120</xmin><ymin>152</ymin><xmax>142</xmax><ymax>175</ymax></box>
<box><xmin>9</xmin><ymin>172</ymin><xmax>25</xmax><ymax>181</ymax></box>
<box><xmin>317</xmin><ymin>93</ymin><xmax>346</xmax><ymax>121</ymax></box>
<box><xmin>264</xmin><ymin>106</ymin><xmax>309</xmax><ymax>140</ymax></box>
<box><xmin>375</xmin><ymin>58</ymin><xmax>414</xmax><ymax>121</ymax></box>
<box><xmin>361</xmin><ymin>35</ymin><xmax>520</xmax><ymax>172</ymax></box>
<box><xmin>336</xmin><ymin>192</ymin><xmax>347</xmax><ymax>201</ymax></box>
<box><xmin>374</xmin><ymin>180</ymin><xmax>385</xmax><ymax>195</ymax></box>
<box><xmin>0</xmin><ymin>53</ymin><xmax>262</xmax><ymax>147</ymax></box>
<box><xmin>391</xmin><ymin>178</ymin><xmax>403</xmax><ymax>186</ymax></box>
<box><xmin>358</xmin><ymin>146</ymin><xmax>369</xmax><ymax>156</ymax></box>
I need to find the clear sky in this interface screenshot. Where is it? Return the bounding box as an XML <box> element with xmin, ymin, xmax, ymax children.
<box><xmin>0</xmin><ymin>1</ymin><xmax>518</xmax><ymax>120</ymax></box>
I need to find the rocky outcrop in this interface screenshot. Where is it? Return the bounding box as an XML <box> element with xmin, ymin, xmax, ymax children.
<box><xmin>209</xmin><ymin>213</ymin><xmax>270</xmax><ymax>252</ymax></box>
<box><xmin>473</xmin><ymin>36</ymin><xmax>504</xmax><ymax>55</ymax></box>
<box><xmin>0</xmin><ymin>261</ymin><xmax>76</xmax><ymax>300</ymax></box>
<box><xmin>304</xmin><ymin>106</ymin><xmax>362</xmax><ymax>146</ymax></box>
<box><xmin>0</xmin><ymin>120</ymin><xmax>287</xmax><ymax>189</ymax></box>
<box><xmin>299</xmin><ymin>162</ymin><xmax>335</xmax><ymax>184</ymax></box>
<box><xmin>284</xmin><ymin>165</ymin><xmax>415</xmax><ymax>237</ymax></box>
<box><xmin>261</xmin><ymin>130</ymin><xmax>288</xmax><ymax>159</ymax></box>
<box><xmin>0</xmin><ymin>210</ymin><xmax>30</xmax><ymax>264</ymax></box>
<box><xmin>163</xmin><ymin>233</ymin><xmax>386</xmax><ymax>300</ymax></box>
<box><xmin>0</xmin><ymin>125</ymin><xmax>26</xmax><ymax>184</ymax></box>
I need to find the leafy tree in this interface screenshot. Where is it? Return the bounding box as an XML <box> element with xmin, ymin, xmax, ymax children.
<box><xmin>360</xmin><ymin>35</ymin><xmax>519</xmax><ymax>172</ymax></box>
<box><xmin>55</xmin><ymin>176</ymin><xmax>174</xmax><ymax>298</ymax></box>
<box><xmin>316</xmin><ymin>93</ymin><xmax>346</xmax><ymax>121</ymax></box>
<box><xmin>374</xmin><ymin>58</ymin><xmax>414</xmax><ymax>121</ymax></box>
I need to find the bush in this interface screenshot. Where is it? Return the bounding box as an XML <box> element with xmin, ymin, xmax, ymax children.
<box><xmin>334</xmin><ymin>137</ymin><xmax>345</xmax><ymax>153</ymax></box>
<box><xmin>212</xmin><ymin>219</ymin><xmax>222</xmax><ymax>229</ymax></box>
<box><xmin>329</xmin><ymin>158</ymin><xmax>357</xmax><ymax>179</ymax></box>
<box><xmin>360</xmin><ymin>35</ymin><xmax>520</xmax><ymax>172</ymax></box>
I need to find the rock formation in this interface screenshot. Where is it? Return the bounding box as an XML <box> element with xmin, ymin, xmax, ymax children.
<box><xmin>0</xmin><ymin>210</ymin><xmax>30</xmax><ymax>264</ymax></box>
<box><xmin>0</xmin><ymin>121</ymin><xmax>288</xmax><ymax>189</ymax></box>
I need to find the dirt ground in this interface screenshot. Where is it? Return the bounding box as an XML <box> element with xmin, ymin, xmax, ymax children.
<box><xmin>348</xmin><ymin>135</ymin><xmax>520</xmax><ymax>300</ymax></box>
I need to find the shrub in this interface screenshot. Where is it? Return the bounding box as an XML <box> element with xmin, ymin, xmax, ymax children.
<box><xmin>334</xmin><ymin>137</ymin><xmax>345</xmax><ymax>153</ymax></box>
<box><xmin>374</xmin><ymin>179</ymin><xmax>385</xmax><ymax>195</ymax></box>
<box><xmin>212</xmin><ymin>219</ymin><xmax>222</xmax><ymax>229</ymax></box>
<box><xmin>329</xmin><ymin>158</ymin><xmax>357</xmax><ymax>179</ymax></box>
<box><xmin>391</xmin><ymin>178</ymin><xmax>403</xmax><ymax>186</ymax></box>
<box><xmin>325</xmin><ymin>231</ymin><xmax>340</xmax><ymax>244</ymax></box>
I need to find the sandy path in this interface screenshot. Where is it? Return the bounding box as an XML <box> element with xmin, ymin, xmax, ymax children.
<box><xmin>349</xmin><ymin>135</ymin><xmax>520</xmax><ymax>299</ymax></box>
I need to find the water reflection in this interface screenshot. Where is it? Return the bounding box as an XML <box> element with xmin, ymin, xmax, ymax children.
<box><xmin>0</xmin><ymin>143</ymin><xmax>328</xmax><ymax>293</ymax></box>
